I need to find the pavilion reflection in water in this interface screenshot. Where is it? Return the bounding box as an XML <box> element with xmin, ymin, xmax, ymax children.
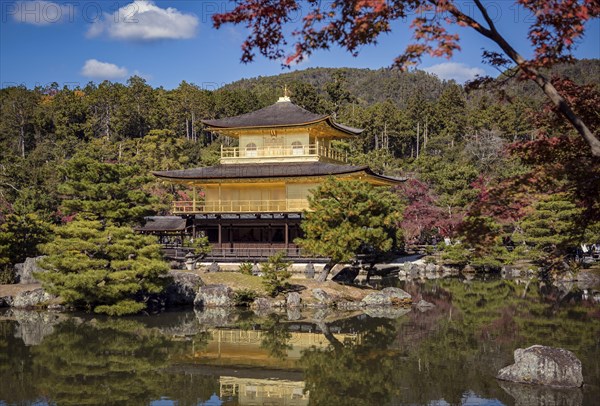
<box><xmin>176</xmin><ymin>325</ymin><xmax>363</xmax><ymax>405</ymax></box>
<box><xmin>220</xmin><ymin>376</ymin><xmax>308</xmax><ymax>406</ymax></box>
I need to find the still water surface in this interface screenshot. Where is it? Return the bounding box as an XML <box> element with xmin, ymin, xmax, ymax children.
<box><xmin>1</xmin><ymin>277</ymin><xmax>599</xmax><ymax>405</ymax></box>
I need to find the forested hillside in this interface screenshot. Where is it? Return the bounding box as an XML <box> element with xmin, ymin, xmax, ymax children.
<box><xmin>1</xmin><ymin>59</ymin><xmax>599</xmax><ymax>284</ymax></box>
<box><xmin>223</xmin><ymin>59</ymin><xmax>600</xmax><ymax>107</ymax></box>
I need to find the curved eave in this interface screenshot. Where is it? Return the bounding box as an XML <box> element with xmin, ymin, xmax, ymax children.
<box><xmin>362</xmin><ymin>171</ymin><xmax>407</xmax><ymax>186</ymax></box>
<box><xmin>153</xmin><ymin>166</ymin><xmax>370</xmax><ymax>181</ymax></box>
<box><xmin>153</xmin><ymin>166</ymin><xmax>405</xmax><ymax>186</ymax></box>
<box><xmin>204</xmin><ymin>117</ymin><xmax>362</xmax><ymax>137</ymax></box>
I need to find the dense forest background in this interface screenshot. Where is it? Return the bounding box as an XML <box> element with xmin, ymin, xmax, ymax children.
<box><xmin>1</xmin><ymin>59</ymin><xmax>599</xmax><ymax>279</ymax></box>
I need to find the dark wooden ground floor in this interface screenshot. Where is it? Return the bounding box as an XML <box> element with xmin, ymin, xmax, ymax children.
<box><xmin>139</xmin><ymin>213</ymin><xmax>324</xmax><ymax>261</ymax></box>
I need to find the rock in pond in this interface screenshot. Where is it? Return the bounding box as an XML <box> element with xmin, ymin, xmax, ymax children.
<box><xmin>13</xmin><ymin>288</ymin><xmax>55</xmax><ymax>309</ymax></box>
<box><xmin>381</xmin><ymin>287</ymin><xmax>412</xmax><ymax>304</ymax></box>
<box><xmin>251</xmin><ymin>297</ymin><xmax>285</xmax><ymax>309</ymax></box>
<box><xmin>362</xmin><ymin>287</ymin><xmax>412</xmax><ymax>306</ymax></box>
<box><xmin>415</xmin><ymin>299</ymin><xmax>435</xmax><ymax>311</ymax></box>
<box><xmin>311</xmin><ymin>288</ymin><xmax>335</xmax><ymax>306</ymax></box>
<box><xmin>496</xmin><ymin>345</ymin><xmax>583</xmax><ymax>388</ymax></box>
<box><xmin>286</xmin><ymin>291</ymin><xmax>302</xmax><ymax>308</ymax></box>
<box><xmin>361</xmin><ymin>292</ymin><xmax>391</xmax><ymax>306</ymax></box>
<box><xmin>163</xmin><ymin>271</ymin><xmax>204</xmax><ymax>306</ymax></box>
<box><xmin>193</xmin><ymin>284</ymin><xmax>235</xmax><ymax>308</ymax></box>
<box><xmin>15</xmin><ymin>256</ymin><xmax>47</xmax><ymax>284</ymax></box>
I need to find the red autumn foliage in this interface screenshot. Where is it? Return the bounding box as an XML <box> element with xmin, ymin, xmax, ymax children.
<box><xmin>213</xmin><ymin>0</ymin><xmax>600</xmax><ymax>156</ymax></box>
<box><xmin>466</xmin><ymin>78</ymin><xmax>600</xmax><ymax>235</ymax></box>
<box><xmin>397</xmin><ymin>179</ymin><xmax>458</xmax><ymax>244</ymax></box>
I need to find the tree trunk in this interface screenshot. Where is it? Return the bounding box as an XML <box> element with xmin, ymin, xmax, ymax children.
<box><xmin>316</xmin><ymin>261</ymin><xmax>335</xmax><ymax>282</ymax></box>
<box><xmin>20</xmin><ymin>124</ymin><xmax>25</xmax><ymax>158</ymax></box>
<box><xmin>453</xmin><ymin>0</ymin><xmax>600</xmax><ymax>157</ymax></box>
<box><xmin>416</xmin><ymin>122</ymin><xmax>420</xmax><ymax>159</ymax></box>
<box><xmin>317</xmin><ymin>321</ymin><xmax>343</xmax><ymax>349</ymax></box>
<box><xmin>192</xmin><ymin>111</ymin><xmax>196</xmax><ymax>142</ymax></box>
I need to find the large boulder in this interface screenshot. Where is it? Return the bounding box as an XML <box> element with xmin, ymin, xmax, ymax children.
<box><xmin>193</xmin><ymin>284</ymin><xmax>235</xmax><ymax>308</ymax></box>
<box><xmin>381</xmin><ymin>287</ymin><xmax>412</xmax><ymax>304</ymax></box>
<box><xmin>361</xmin><ymin>292</ymin><xmax>391</xmax><ymax>306</ymax></box>
<box><xmin>311</xmin><ymin>288</ymin><xmax>335</xmax><ymax>306</ymax></box>
<box><xmin>12</xmin><ymin>288</ymin><xmax>55</xmax><ymax>309</ymax></box>
<box><xmin>576</xmin><ymin>270</ymin><xmax>600</xmax><ymax>290</ymax></box>
<box><xmin>252</xmin><ymin>297</ymin><xmax>285</xmax><ymax>309</ymax></box>
<box><xmin>0</xmin><ymin>294</ymin><xmax>13</xmax><ymax>307</ymax></box>
<box><xmin>497</xmin><ymin>345</ymin><xmax>583</xmax><ymax>388</ymax></box>
<box><xmin>415</xmin><ymin>299</ymin><xmax>435</xmax><ymax>312</ymax></box>
<box><xmin>16</xmin><ymin>257</ymin><xmax>47</xmax><ymax>284</ymax></box>
<box><xmin>336</xmin><ymin>300</ymin><xmax>365</xmax><ymax>310</ymax></box>
<box><xmin>163</xmin><ymin>271</ymin><xmax>204</xmax><ymax>306</ymax></box>
<box><xmin>286</xmin><ymin>292</ymin><xmax>302</xmax><ymax>308</ymax></box>
<box><xmin>304</xmin><ymin>263</ymin><xmax>315</xmax><ymax>279</ymax></box>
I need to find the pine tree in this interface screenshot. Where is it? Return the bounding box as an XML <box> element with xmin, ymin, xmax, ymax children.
<box><xmin>59</xmin><ymin>155</ymin><xmax>158</xmax><ymax>226</ymax></box>
<box><xmin>514</xmin><ymin>193</ymin><xmax>584</xmax><ymax>270</ymax></box>
<box><xmin>0</xmin><ymin>213</ymin><xmax>51</xmax><ymax>283</ymax></box>
<box><xmin>37</xmin><ymin>217</ymin><xmax>169</xmax><ymax>315</ymax></box>
<box><xmin>296</xmin><ymin>178</ymin><xmax>403</xmax><ymax>281</ymax></box>
<box><xmin>260</xmin><ymin>252</ymin><xmax>292</xmax><ymax>297</ymax></box>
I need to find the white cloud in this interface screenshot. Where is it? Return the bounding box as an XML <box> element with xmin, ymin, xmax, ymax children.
<box><xmin>11</xmin><ymin>1</ymin><xmax>72</xmax><ymax>25</ymax></box>
<box><xmin>87</xmin><ymin>0</ymin><xmax>198</xmax><ymax>41</ymax></box>
<box><xmin>81</xmin><ymin>59</ymin><xmax>129</xmax><ymax>80</ymax></box>
<box><xmin>422</xmin><ymin>62</ymin><xmax>486</xmax><ymax>83</ymax></box>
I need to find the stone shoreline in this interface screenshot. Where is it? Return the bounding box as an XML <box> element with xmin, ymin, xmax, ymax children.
<box><xmin>0</xmin><ymin>270</ymin><xmax>418</xmax><ymax>313</ymax></box>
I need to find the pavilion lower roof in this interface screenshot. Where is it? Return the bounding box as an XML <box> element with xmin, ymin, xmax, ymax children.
<box><xmin>153</xmin><ymin>162</ymin><xmax>404</xmax><ymax>184</ymax></box>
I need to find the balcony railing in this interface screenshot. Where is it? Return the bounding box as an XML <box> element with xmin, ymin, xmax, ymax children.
<box><xmin>220</xmin><ymin>144</ymin><xmax>348</xmax><ymax>163</ymax></box>
<box><xmin>173</xmin><ymin>199</ymin><xmax>310</xmax><ymax>214</ymax></box>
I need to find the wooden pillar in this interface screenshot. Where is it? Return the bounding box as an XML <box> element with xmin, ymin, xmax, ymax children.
<box><xmin>285</xmin><ymin>222</ymin><xmax>289</xmax><ymax>249</ymax></box>
<box><xmin>218</xmin><ymin>183</ymin><xmax>222</xmax><ymax>212</ymax></box>
<box><xmin>218</xmin><ymin>223</ymin><xmax>222</xmax><ymax>245</ymax></box>
<box><xmin>192</xmin><ymin>186</ymin><xmax>197</xmax><ymax>212</ymax></box>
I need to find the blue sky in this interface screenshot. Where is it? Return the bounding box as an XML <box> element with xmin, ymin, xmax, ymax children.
<box><xmin>1</xmin><ymin>0</ymin><xmax>598</xmax><ymax>90</ymax></box>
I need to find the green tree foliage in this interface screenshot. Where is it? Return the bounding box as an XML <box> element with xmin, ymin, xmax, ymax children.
<box><xmin>37</xmin><ymin>218</ymin><xmax>169</xmax><ymax>315</ymax></box>
<box><xmin>260</xmin><ymin>251</ymin><xmax>292</xmax><ymax>297</ymax></box>
<box><xmin>0</xmin><ymin>214</ymin><xmax>51</xmax><ymax>283</ymax></box>
<box><xmin>289</xmin><ymin>81</ymin><xmax>327</xmax><ymax>114</ymax></box>
<box><xmin>238</xmin><ymin>262</ymin><xmax>254</xmax><ymax>275</ymax></box>
<box><xmin>114</xmin><ymin>76</ymin><xmax>159</xmax><ymax>139</ymax></box>
<box><xmin>296</xmin><ymin>178</ymin><xmax>403</xmax><ymax>281</ymax></box>
<box><xmin>513</xmin><ymin>194</ymin><xmax>584</xmax><ymax>269</ymax></box>
<box><xmin>58</xmin><ymin>155</ymin><xmax>158</xmax><ymax>226</ymax></box>
<box><xmin>0</xmin><ymin>61</ymin><xmax>598</xmax><ymax>276</ymax></box>
<box><xmin>0</xmin><ymin>86</ymin><xmax>40</xmax><ymax>158</ymax></box>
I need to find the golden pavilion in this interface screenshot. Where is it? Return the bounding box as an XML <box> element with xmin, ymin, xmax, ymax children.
<box><xmin>151</xmin><ymin>94</ymin><xmax>402</xmax><ymax>260</ymax></box>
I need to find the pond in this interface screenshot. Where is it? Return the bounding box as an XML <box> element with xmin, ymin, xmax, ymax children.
<box><xmin>1</xmin><ymin>276</ymin><xmax>599</xmax><ymax>406</ymax></box>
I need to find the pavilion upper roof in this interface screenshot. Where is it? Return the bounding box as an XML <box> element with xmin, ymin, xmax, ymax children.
<box><xmin>202</xmin><ymin>98</ymin><xmax>363</xmax><ymax>136</ymax></box>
